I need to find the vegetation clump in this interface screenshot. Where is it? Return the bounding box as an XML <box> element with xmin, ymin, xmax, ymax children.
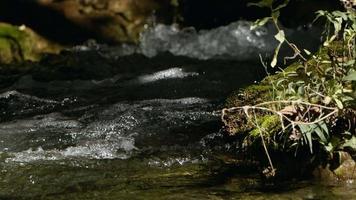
<box><xmin>222</xmin><ymin>0</ymin><xmax>356</xmax><ymax>180</ymax></box>
<box><xmin>0</xmin><ymin>23</ymin><xmax>61</xmax><ymax>64</ymax></box>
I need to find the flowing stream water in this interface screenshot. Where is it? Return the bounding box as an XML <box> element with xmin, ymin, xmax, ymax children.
<box><xmin>0</xmin><ymin>21</ymin><xmax>355</xmax><ymax>199</ymax></box>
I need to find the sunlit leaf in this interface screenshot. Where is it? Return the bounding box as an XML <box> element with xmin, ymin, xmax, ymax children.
<box><xmin>170</xmin><ymin>0</ymin><xmax>179</xmax><ymax>6</ymax></box>
<box><xmin>251</xmin><ymin>17</ymin><xmax>271</xmax><ymax>30</ymax></box>
<box><xmin>341</xmin><ymin>59</ymin><xmax>355</xmax><ymax>67</ymax></box>
<box><xmin>324</xmin><ymin>35</ymin><xmax>337</xmax><ymax>46</ymax></box>
<box><xmin>343</xmin><ymin>131</ymin><xmax>352</xmax><ymax>135</ymax></box>
<box><xmin>332</xmin><ymin>11</ymin><xmax>347</xmax><ymax>20</ymax></box>
<box><xmin>313</xmin><ymin>10</ymin><xmax>326</xmax><ymax>23</ymax></box>
<box><xmin>343</xmin><ymin>71</ymin><xmax>356</xmax><ymax>81</ymax></box>
<box><xmin>306</xmin><ymin>131</ymin><xmax>313</xmax><ymax>153</ymax></box>
<box><xmin>299</xmin><ymin>125</ymin><xmax>313</xmax><ymax>153</ymax></box>
<box><xmin>276</xmin><ymin>78</ymin><xmax>286</xmax><ymax>86</ymax></box>
<box><xmin>303</xmin><ymin>49</ymin><xmax>311</xmax><ymax>55</ymax></box>
<box><xmin>342</xmin><ymin>136</ymin><xmax>356</xmax><ymax>150</ymax></box>
<box><xmin>247</xmin><ymin>0</ymin><xmax>273</xmax><ymax>8</ymax></box>
<box><xmin>272</xmin><ymin>10</ymin><xmax>280</xmax><ymax>21</ymax></box>
<box><xmin>325</xmin><ymin>143</ymin><xmax>333</xmax><ymax>152</ymax></box>
<box><xmin>274</xmin><ymin>30</ymin><xmax>285</xmax><ymax>43</ymax></box>
<box><xmin>323</xmin><ymin>96</ymin><xmax>332</xmax><ymax>105</ymax></box>
<box><xmin>273</xmin><ymin>0</ymin><xmax>290</xmax><ymax>11</ymax></box>
<box><xmin>319</xmin><ymin>122</ymin><xmax>329</xmax><ymax>137</ymax></box>
<box><xmin>333</xmin><ymin>17</ymin><xmax>343</xmax><ymax>35</ymax></box>
<box><xmin>315</xmin><ymin>127</ymin><xmax>327</xmax><ymax>144</ymax></box>
<box><xmin>334</xmin><ymin>98</ymin><xmax>343</xmax><ymax>109</ymax></box>
<box><xmin>271</xmin><ymin>42</ymin><xmax>282</xmax><ymax>68</ymax></box>
<box><xmin>270</xmin><ymin>30</ymin><xmax>285</xmax><ymax>68</ymax></box>
<box><xmin>297</xmin><ymin>85</ymin><xmax>304</xmax><ymax>96</ymax></box>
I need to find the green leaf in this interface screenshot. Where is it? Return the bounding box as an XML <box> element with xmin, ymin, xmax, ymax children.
<box><xmin>276</xmin><ymin>78</ymin><xmax>286</xmax><ymax>85</ymax></box>
<box><xmin>273</xmin><ymin>0</ymin><xmax>289</xmax><ymax>11</ymax></box>
<box><xmin>313</xmin><ymin>10</ymin><xmax>326</xmax><ymax>23</ymax></box>
<box><xmin>270</xmin><ymin>30</ymin><xmax>285</xmax><ymax>68</ymax></box>
<box><xmin>274</xmin><ymin>30</ymin><xmax>285</xmax><ymax>43</ymax></box>
<box><xmin>315</xmin><ymin>10</ymin><xmax>326</xmax><ymax>16</ymax></box>
<box><xmin>170</xmin><ymin>0</ymin><xmax>179</xmax><ymax>7</ymax></box>
<box><xmin>324</xmin><ymin>35</ymin><xmax>337</xmax><ymax>46</ymax></box>
<box><xmin>342</xmin><ymin>136</ymin><xmax>356</xmax><ymax>150</ymax></box>
<box><xmin>306</xmin><ymin>131</ymin><xmax>313</xmax><ymax>153</ymax></box>
<box><xmin>299</xmin><ymin>124</ymin><xmax>313</xmax><ymax>153</ymax></box>
<box><xmin>297</xmin><ymin>85</ymin><xmax>304</xmax><ymax>96</ymax></box>
<box><xmin>352</xmin><ymin>23</ymin><xmax>356</xmax><ymax>30</ymax></box>
<box><xmin>315</xmin><ymin>127</ymin><xmax>327</xmax><ymax>144</ymax></box>
<box><xmin>341</xmin><ymin>59</ymin><xmax>355</xmax><ymax>67</ymax></box>
<box><xmin>272</xmin><ymin>10</ymin><xmax>280</xmax><ymax>21</ymax></box>
<box><xmin>319</xmin><ymin>122</ymin><xmax>329</xmax><ymax>137</ymax></box>
<box><xmin>333</xmin><ymin>17</ymin><xmax>343</xmax><ymax>35</ymax></box>
<box><xmin>332</xmin><ymin>11</ymin><xmax>348</xmax><ymax>20</ymax></box>
<box><xmin>325</xmin><ymin>143</ymin><xmax>333</xmax><ymax>152</ymax></box>
<box><xmin>247</xmin><ymin>0</ymin><xmax>273</xmax><ymax>8</ymax></box>
<box><xmin>303</xmin><ymin>49</ymin><xmax>311</xmax><ymax>55</ymax></box>
<box><xmin>343</xmin><ymin>131</ymin><xmax>352</xmax><ymax>135</ymax></box>
<box><xmin>343</xmin><ymin>71</ymin><xmax>356</xmax><ymax>81</ymax></box>
<box><xmin>334</xmin><ymin>98</ymin><xmax>344</xmax><ymax>109</ymax></box>
<box><xmin>271</xmin><ymin>42</ymin><xmax>282</xmax><ymax>68</ymax></box>
<box><xmin>251</xmin><ymin>17</ymin><xmax>271</xmax><ymax>30</ymax></box>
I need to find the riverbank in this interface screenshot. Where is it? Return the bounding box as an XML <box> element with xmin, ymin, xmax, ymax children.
<box><xmin>222</xmin><ymin>40</ymin><xmax>356</xmax><ymax>181</ymax></box>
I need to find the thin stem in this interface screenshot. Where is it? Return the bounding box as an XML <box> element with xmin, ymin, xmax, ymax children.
<box><xmin>252</xmin><ymin>110</ymin><xmax>276</xmax><ymax>175</ymax></box>
<box><xmin>222</xmin><ymin>100</ymin><xmax>338</xmax><ymax>127</ymax></box>
<box><xmin>272</xmin><ymin>18</ymin><xmax>307</xmax><ymax>62</ymax></box>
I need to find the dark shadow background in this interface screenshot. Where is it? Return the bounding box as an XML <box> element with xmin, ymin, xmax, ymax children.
<box><xmin>0</xmin><ymin>0</ymin><xmax>342</xmax><ymax>44</ymax></box>
<box><xmin>178</xmin><ymin>0</ymin><xmax>342</xmax><ymax>29</ymax></box>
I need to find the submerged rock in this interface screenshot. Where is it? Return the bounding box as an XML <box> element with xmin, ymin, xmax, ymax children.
<box><xmin>313</xmin><ymin>151</ymin><xmax>356</xmax><ymax>182</ymax></box>
<box><xmin>333</xmin><ymin>152</ymin><xmax>356</xmax><ymax>181</ymax></box>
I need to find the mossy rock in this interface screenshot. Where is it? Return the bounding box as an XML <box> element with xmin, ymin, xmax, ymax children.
<box><xmin>313</xmin><ymin>151</ymin><xmax>356</xmax><ymax>182</ymax></box>
<box><xmin>223</xmin><ymin>80</ymin><xmax>278</xmax><ymax>136</ymax></box>
<box><xmin>225</xmin><ymin>85</ymin><xmax>272</xmax><ymax>109</ymax></box>
<box><xmin>0</xmin><ymin>23</ymin><xmax>61</xmax><ymax>64</ymax></box>
<box><xmin>334</xmin><ymin>158</ymin><xmax>356</xmax><ymax>180</ymax></box>
<box><xmin>224</xmin><ymin>41</ymin><xmax>354</xmax><ymax>136</ymax></box>
<box><xmin>223</xmin><ymin>40</ymin><xmax>356</xmax><ymax>180</ymax></box>
<box><xmin>0</xmin><ymin>37</ymin><xmax>23</xmax><ymax>63</ymax></box>
<box><xmin>249</xmin><ymin>115</ymin><xmax>281</xmax><ymax>138</ymax></box>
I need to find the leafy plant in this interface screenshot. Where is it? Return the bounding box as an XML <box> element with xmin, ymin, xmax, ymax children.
<box><xmin>314</xmin><ymin>9</ymin><xmax>356</xmax><ymax>50</ymax></box>
<box><xmin>249</xmin><ymin>0</ymin><xmax>306</xmax><ymax>67</ymax></box>
<box><xmin>222</xmin><ymin>0</ymin><xmax>356</xmax><ymax>176</ymax></box>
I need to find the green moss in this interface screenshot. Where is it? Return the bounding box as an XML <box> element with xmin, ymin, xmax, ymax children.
<box><xmin>225</xmin><ymin>85</ymin><xmax>272</xmax><ymax>108</ymax></box>
<box><xmin>0</xmin><ymin>37</ymin><xmax>21</xmax><ymax>63</ymax></box>
<box><xmin>0</xmin><ymin>23</ymin><xmax>32</xmax><ymax>62</ymax></box>
<box><xmin>0</xmin><ymin>23</ymin><xmax>26</xmax><ymax>40</ymax></box>
<box><xmin>223</xmin><ymin>36</ymin><xmax>356</xmax><ymax>179</ymax></box>
<box><xmin>223</xmin><ymin>43</ymin><xmax>346</xmax><ymax>137</ymax></box>
<box><xmin>249</xmin><ymin>115</ymin><xmax>281</xmax><ymax>138</ymax></box>
<box><xmin>0</xmin><ymin>23</ymin><xmax>62</xmax><ymax>64</ymax></box>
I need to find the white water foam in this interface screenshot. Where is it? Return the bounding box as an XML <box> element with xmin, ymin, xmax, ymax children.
<box><xmin>137</xmin><ymin>68</ymin><xmax>199</xmax><ymax>84</ymax></box>
<box><xmin>70</xmin><ymin>20</ymin><xmax>320</xmax><ymax>61</ymax></box>
<box><xmin>139</xmin><ymin>21</ymin><xmax>276</xmax><ymax>60</ymax></box>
